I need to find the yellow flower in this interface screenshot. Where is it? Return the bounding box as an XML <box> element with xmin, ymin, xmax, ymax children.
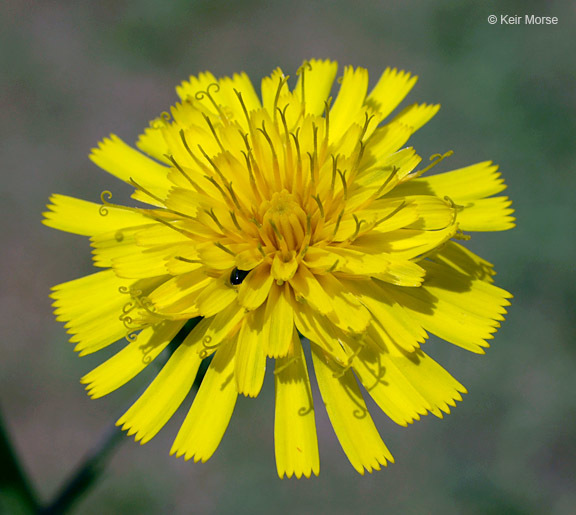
<box><xmin>43</xmin><ymin>60</ymin><xmax>514</xmax><ymax>478</ymax></box>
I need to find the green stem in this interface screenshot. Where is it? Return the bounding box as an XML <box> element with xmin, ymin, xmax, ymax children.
<box><xmin>37</xmin><ymin>422</ymin><xmax>124</xmax><ymax>515</ymax></box>
<box><xmin>0</xmin><ymin>405</ymin><xmax>40</xmax><ymax>514</ymax></box>
<box><xmin>38</xmin><ymin>317</ymin><xmax>204</xmax><ymax>513</ymax></box>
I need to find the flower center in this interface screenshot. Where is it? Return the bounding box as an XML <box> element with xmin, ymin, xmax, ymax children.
<box><xmin>261</xmin><ymin>190</ymin><xmax>308</xmax><ymax>252</ymax></box>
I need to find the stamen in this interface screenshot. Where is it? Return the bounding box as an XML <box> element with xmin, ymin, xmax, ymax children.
<box><xmin>179</xmin><ymin>130</ymin><xmax>212</xmax><ymax>174</ymax></box>
<box><xmin>374</xmin><ymin>200</ymin><xmax>406</xmax><ymax>227</ymax></box>
<box><xmin>98</xmin><ymin>190</ymin><xmax>142</xmax><ymax>217</ymax></box>
<box><xmin>332</xmin><ymin>210</ymin><xmax>344</xmax><ymax>237</ymax></box>
<box><xmin>374</xmin><ymin>166</ymin><xmax>399</xmax><ymax>198</ymax></box>
<box><xmin>224</xmin><ymin>182</ymin><xmax>242</xmax><ymax>211</ymax></box>
<box><xmin>273</xmin><ymin>74</ymin><xmax>290</xmax><ymax>121</ymax></box>
<box><xmin>137</xmin><ymin>296</ymin><xmax>157</xmax><ymax>317</ymax></box>
<box><xmin>120</xmin><ymin>313</ymin><xmax>135</xmax><ymax>329</ymax></box>
<box><xmin>290</xmin><ymin>131</ymin><xmax>303</xmax><ymax>191</ymax></box>
<box><xmin>296</xmin><ymin>61</ymin><xmax>312</xmax><ymax>114</ymax></box>
<box><xmin>195</xmin><ymin>82</ymin><xmax>227</xmax><ymax>121</ymax></box>
<box><xmin>299</xmin><ymin>214</ymin><xmax>312</xmax><ymax>257</ymax></box>
<box><xmin>99</xmin><ymin>191</ymin><xmax>113</xmax><ymax>216</ymax></box>
<box><xmin>233</xmin><ymin>89</ymin><xmax>251</xmax><ymax>129</ymax></box>
<box><xmin>258</xmin><ymin>121</ymin><xmax>281</xmax><ymax>188</ymax></box>
<box><xmin>350</xmin><ymin>214</ymin><xmax>366</xmax><ymax>241</ymax></box>
<box><xmin>249</xmin><ymin>217</ymin><xmax>262</xmax><ymax>229</ymax></box>
<box><xmin>240</xmin><ymin>149</ymin><xmax>256</xmax><ymax>185</ymax></box>
<box><xmin>324</xmin><ymin>97</ymin><xmax>332</xmax><ymax>142</ymax></box>
<box><xmin>268</xmin><ymin>220</ymin><xmax>283</xmax><ymax>240</ymax></box>
<box><xmin>149</xmin><ymin>216</ymin><xmax>196</xmax><ymax>239</ymax></box>
<box><xmin>454</xmin><ymin>229</ymin><xmax>471</xmax><ymax>241</ymax></box>
<box><xmin>443</xmin><ymin>195</ymin><xmax>462</xmax><ymax>225</ymax></box>
<box><xmin>128</xmin><ymin>177</ymin><xmax>166</xmax><ymax>206</ymax></box>
<box><xmin>276</xmin><ymin>105</ymin><xmax>293</xmax><ymax>189</ymax></box>
<box><xmin>204</xmin><ymin>208</ymin><xmax>226</xmax><ymax>233</ymax></box>
<box><xmin>197</xmin><ymin>145</ymin><xmax>227</xmax><ymax>184</ymax></box>
<box><xmin>273</xmin><ymin>356</ymin><xmax>300</xmax><ymax>375</ymax></box>
<box><xmin>359</xmin><ymin>111</ymin><xmax>375</xmax><ymax>141</ymax></box>
<box><xmin>122</xmin><ymin>301</ymin><xmax>136</xmax><ymax>315</ymax></box>
<box><xmin>214</xmin><ymin>241</ymin><xmax>236</xmax><ymax>256</ymax></box>
<box><xmin>307</xmin><ymin>152</ymin><xmax>315</xmax><ymax>184</ymax></box>
<box><xmin>126</xmin><ymin>330</ymin><xmax>139</xmax><ymax>342</ymax></box>
<box><xmin>333</xmin><ymin>339</ymin><xmax>366</xmax><ymax>379</ymax></box>
<box><xmin>312</xmin><ymin>194</ymin><xmax>325</xmax><ymax>218</ymax></box>
<box><xmin>229</xmin><ymin>210</ymin><xmax>243</xmax><ymax>231</ymax></box>
<box><xmin>354</xmin><ymin>140</ymin><xmax>366</xmax><ymax>170</ymax></box>
<box><xmin>330</xmin><ymin>155</ymin><xmax>339</xmax><ymax>190</ymax></box>
<box><xmin>326</xmin><ymin>259</ymin><xmax>339</xmax><ymax>273</ymax></box>
<box><xmin>174</xmin><ymin>256</ymin><xmax>202</xmax><ymax>264</ymax></box>
<box><xmin>204</xmin><ymin>175</ymin><xmax>233</xmax><ymax>206</ymax></box>
<box><xmin>408</xmin><ymin>150</ymin><xmax>454</xmax><ymax>180</ymax></box>
<box><xmin>202</xmin><ymin>113</ymin><xmax>225</xmax><ymax>153</ymax></box>
<box><xmin>338</xmin><ymin>170</ymin><xmax>348</xmax><ymax>200</ymax></box>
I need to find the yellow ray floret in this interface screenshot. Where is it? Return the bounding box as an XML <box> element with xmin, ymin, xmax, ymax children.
<box><xmin>274</xmin><ymin>331</ymin><xmax>320</xmax><ymax>479</ymax></box>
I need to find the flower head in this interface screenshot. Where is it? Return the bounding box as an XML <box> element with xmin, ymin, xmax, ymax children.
<box><xmin>44</xmin><ymin>60</ymin><xmax>514</xmax><ymax>478</ymax></box>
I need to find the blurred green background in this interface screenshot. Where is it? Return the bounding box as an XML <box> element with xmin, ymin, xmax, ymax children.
<box><xmin>1</xmin><ymin>0</ymin><xmax>575</xmax><ymax>513</ymax></box>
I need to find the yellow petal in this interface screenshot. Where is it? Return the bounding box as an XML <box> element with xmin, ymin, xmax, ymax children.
<box><xmin>330</xmin><ymin>66</ymin><xmax>369</xmax><ymax>142</ymax></box>
<box><xmin>431</xmin><ymin>241</ymin><xmax>495</xmax><ymax>282</ymax></box>
<box><xmin>43</xmin><ymin>194</ymin><xmax>151</xmax><ymax>236</ymax></box>
<box><xmin>81</xmin><ymin>321</ymin><xmax>185</xmax><ymax>399</ymax></box>
<box><xmin>176</xmin><ymin>70</ymin><xmax>215</xmax><ymax>94</ymax></box>
<box><xmin>289</xmin><ymin>265</ymin><xmax>334</xmax><ymax>316</ymax></box>
<box><xmin>311</xmin><ymin>344</ymin><xmax>394</xmax><ymax>474</ymax></box>
<box><xmin>51</xmin><ymin>270</ymin><xmax>143</xmax><ymax>355</ymax></box>
<box><xmin>274</xmin><ymin>331</ymin><xmax>319</xmax><ymax>479</ymax></box>
<box><xmin>351</xmin><ymin>337</ymin><xmax>430</xmax><ymax>426</ymax></box>
<box><xmin>195</xmin><ymin>273</ymin><xmax>237</xmax><ymax>317</ymax></box>
<box><xmin>261</xmin><ymin>68</ymin><xmax>289</xmax><ymax>114</ymax></box>
<box><xmin>116</xmin><ymin>328</ymin><xmax>204</xmax><ymax>443</ymax></box>
<box><xmin>315</xmin><ymin>273</ymin><xmax>371</xmax><ymax>334</ymax></box>
<box><xmin>136</xmin><ymin>123</ymin><xmax>171</xmax><ymax>164</ymax></box>
<box><xmin>237</xmin><ymin>262</ymin><xmax>274</xmax><ymax>311</ymax></box>
<box><xmin>271</xmin><ymin>253</ymin><xmax>299</xmax><ymax>281</ymax></box>
<box><xmin>457</xmin><ymin>196</ymin><xmax>515</xmax><ymax>231</ymax></box>
<box><xmin>293</xmin><ymin>305</ymin><xmax>349</xmax><ymax>365</ymax></box>
<box><xmin>366</xmin><ymin>68</ymin><xmax>418</xmax><ymax>122</ymax></box>
<box><xmin>235</xmin><ymin>307</ymin><xmax>267</xmax><ymax>397</ymax></box>
<box><xmin>384</xmin><ymin>260</ymin><xmax>511</xmax><ymax>353</ymax></box>
<box><xmin>391</xmin><ymin>103</ymin><xmax>440</xmax><ymax>132</ymax></box>
<box><xmin>147</xmin><ymin>269</ymin><xmax>210</xmax><ymax>315</ymax></box>
<box><xmin>294</xmin><ymin>59</ymin><xmax>338</xmax><ymax>116</ymax></box>
<box><xmin>185</xmin><ymin>301</ymin><xmax>245</xmax><ymax>359</ymax></box>
<box><xmin>346</xmin><ymin>278</ymin><xmax>427</xmax><ymax>353</ymax></box>
<box><xmin>89</xmin><ymin>135</ymin><xmax>172</xmax><ymax>194</ymax></box>
<box><xmin>394</xmin><ymin>161</ymin><xmax>507</xmax><ymax>201</ymax></box>
<box><xmin>171</xmin><ymin>338</ymin><xmax>238</xmax><ymax>462</ymax></box>
<box><xmin>387</xmin><ymin>349</ymin><xmax>467</xmax><ymax>418</ymax></box>
<box><xmin>357</xmin><ymin>122</ymin><xmax>414</xmax><ymax>172</ymax></box>
<box><xmin>263</xmin><ymin>283</ymin><xmax>294</xmax><ymax>358</ymax></box>
<box><xmin>405</xmin><ymin>195</ymin><xmax>456</xmax><ymax>230</ymax></box>
<box><xmin>352</xmin><ymin>225</ymin><xmax>456</xmax><ymax>261</ymax></box>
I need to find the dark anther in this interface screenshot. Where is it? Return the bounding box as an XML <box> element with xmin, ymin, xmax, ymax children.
<box><xmin>230</xmin><ymin>268</ymin><xmax>250</xmax><ymax>285</ymax></box>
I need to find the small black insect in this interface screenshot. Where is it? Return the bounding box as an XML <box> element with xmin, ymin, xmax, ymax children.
<box><xmin>230</xmin><ymin>268</ymin><xmax>250</xmax><ymax>285</ymax></box>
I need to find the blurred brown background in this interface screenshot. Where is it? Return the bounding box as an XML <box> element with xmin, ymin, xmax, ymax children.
<box><xmin>1</xmin><ymin>0</ymin><xmax>575</xmax><ymax>513</ymax></box>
